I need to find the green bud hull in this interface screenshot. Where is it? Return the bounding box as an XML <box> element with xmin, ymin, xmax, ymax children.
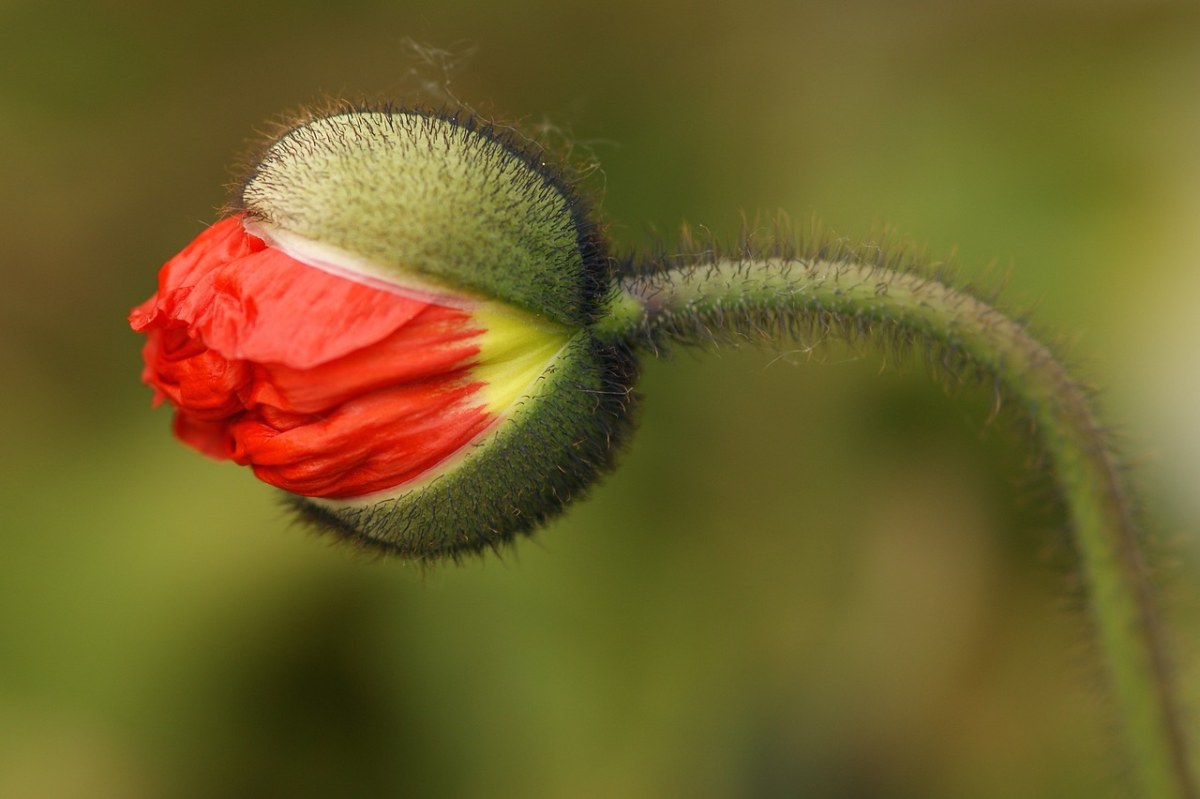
<box><xmin>288</xmin><ymin>333</ymin><xmax>638</xmax><ymax>559</ymax></box>
<box><xmin>241</xmin><ymin>109</ymin><xmax>608</xmax><ymax>326</ymax></box>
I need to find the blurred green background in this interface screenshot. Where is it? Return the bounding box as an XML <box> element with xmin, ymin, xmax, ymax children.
<box><xmin>2</xmin><ymin>1</ymin><xmax>1198</xmax><ymax>797</ymax></box>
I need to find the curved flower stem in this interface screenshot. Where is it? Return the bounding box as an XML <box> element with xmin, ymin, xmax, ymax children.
<box><xmin>593</xmin><ymin>255</ymin><xmax>1195</xmax><ymax>798</ymax></box>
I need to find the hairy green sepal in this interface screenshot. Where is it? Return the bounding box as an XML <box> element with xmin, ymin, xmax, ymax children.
<box><xmin>289</xmin><ymin>333</ymin><xmax>637</xmax><ymax>559</ymax></box>
<box><xmin>242</xmin><ymin>110</ymin><xmax>603</xmax><ymax>326</ymax></box>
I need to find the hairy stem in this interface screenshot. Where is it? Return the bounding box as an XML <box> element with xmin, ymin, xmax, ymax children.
<box><xmin>594</xmin><ymin>255</ymin><xmax>1195</xmax><ymax>797</ymax></box>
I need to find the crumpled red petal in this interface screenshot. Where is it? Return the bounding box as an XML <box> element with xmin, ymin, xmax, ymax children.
<box><xmin>130</xmin><ymin>216</ymin><xmax>435</xmax><ymax>369</ymax></box>
<box><xmin>130</xmin><ymin>215</ymin><xmax>494</xmax><ymax>499</ymax></box>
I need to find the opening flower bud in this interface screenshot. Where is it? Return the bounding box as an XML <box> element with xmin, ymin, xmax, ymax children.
<box><xmin>131</xmin><ymin>108</ymin><xmax>637</xmax><ymax>558</ymax></box>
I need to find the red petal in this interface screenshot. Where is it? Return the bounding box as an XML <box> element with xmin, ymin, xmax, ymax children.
<box><xmin>130</xmin><ymin>216</ymin><xmax>261</xmax><ymax>332</ymax></box>
<box><xmin>132</xmin><ymin>215</ymin><xmax>439</xmax><ymax>369</ymax></box>
<box><xmin>229</xmin><ymin>381</ymin><xmax>493</xmax><ymax>498</ymax></box>
<box><xmin>131</xmin><ymin>214</ymin><xmax>496</xmax><ymax>499</ymax></box>
<box><xmin>247</xmin><ymin>304</ymin><xmax>482</xmax><ymax>414</ymax></box>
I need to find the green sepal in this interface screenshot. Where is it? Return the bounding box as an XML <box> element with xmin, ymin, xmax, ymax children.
<box><xmin>287</xmin><ymin>333</ymin><xmax>638</xmax><ymax>560</ymax></box>
<box><xmin>240</xmin><ymin>108</ymin><xmax>609</xmax><ymax>327</ymax></box>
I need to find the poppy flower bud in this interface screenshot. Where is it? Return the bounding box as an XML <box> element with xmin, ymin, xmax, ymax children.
<box><xmin>131</xmin><ymin>108</ymin><xmax>637</xmax><ymax>558</ymax></box>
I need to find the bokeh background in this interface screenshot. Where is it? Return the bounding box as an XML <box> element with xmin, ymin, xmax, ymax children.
<box><xmin>2</xmin><ymin>1</ymin><xmax>1198</xmax><ymax>797</ymax></box>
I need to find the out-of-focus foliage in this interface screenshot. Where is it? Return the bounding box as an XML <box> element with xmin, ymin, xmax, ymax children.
<box><xmin>1</xmin><ymin>1</ymin><xmax>1197</xmax><ymax>797</ymax></box>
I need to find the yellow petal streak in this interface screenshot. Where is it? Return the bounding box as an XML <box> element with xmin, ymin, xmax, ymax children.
<box><xmin>471</xmin><ymin>304</ymin><xmax>572</xmax><ymax>415</ymax></box>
